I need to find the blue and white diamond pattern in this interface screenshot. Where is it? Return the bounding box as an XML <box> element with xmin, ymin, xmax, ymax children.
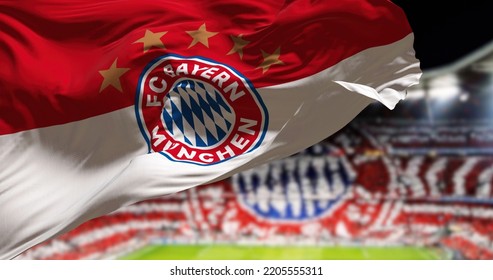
<box><xmin>234</xmin><ymin>156</ymin><xmax>355</xmax><ymax>221</ymax></box>
<box><xmin>162</xmin><ymin>79</ymin><xmax>235</xmax><ymax>147</ymax></box>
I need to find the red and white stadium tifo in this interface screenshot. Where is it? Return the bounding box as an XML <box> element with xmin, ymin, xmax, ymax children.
<box><xmin>18</xmin><ymin>41</ymin><xmax>493</xmax><ymax>260</ymax></box>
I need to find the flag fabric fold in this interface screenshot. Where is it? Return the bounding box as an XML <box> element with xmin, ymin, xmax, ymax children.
<box><xmin>0</xmin><ymin>0</ymin><xmax>421</xmax><ymax>259</ymax></box>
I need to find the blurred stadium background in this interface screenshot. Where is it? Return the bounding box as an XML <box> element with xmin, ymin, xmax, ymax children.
<box><xmin>16</xmin><ymin>38</ymin><xmax>493</xmax><ymax>260</ymax></box>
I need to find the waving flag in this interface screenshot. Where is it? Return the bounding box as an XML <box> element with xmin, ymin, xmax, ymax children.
<box><xmin>0</xmin><ymin>0</ymin><xmax>421</xmax><ymax>259</ymax></box>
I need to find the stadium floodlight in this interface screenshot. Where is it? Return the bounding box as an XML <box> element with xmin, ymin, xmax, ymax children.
<box><xmin>405</xmin><ymin>74</ymin><xmax>461</xmax><ymax>101</ymax></box>
<box><xmin>428</xmin><ymin>74</ymin><xmax>461</xmax><ymax>100</ymax></box>
<box><xmin>428</xmin><ymin>84</ymin><xmax>461</xmax><ymax>101</ymax></box>
<box><xmin>405</xmin><ymin>87</ymin><xmax>425</xmax><ymax>99</ymax></box>
<box><xmin>459</xmin><ymin>92</ymin><xmax>470</xmax><ymax>102</ymax></box>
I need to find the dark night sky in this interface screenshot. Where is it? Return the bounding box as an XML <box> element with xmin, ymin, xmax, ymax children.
<box><xmin>392</xmin><ymin>1</ymin><xmax>493</xmax><ymax>70</ymax></box>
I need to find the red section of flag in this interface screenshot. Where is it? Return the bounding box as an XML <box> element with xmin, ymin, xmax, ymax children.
<box><xmin>0</xmin><ymin>0</ymin><xmax>411</xmax><ymax>135</ymax></box>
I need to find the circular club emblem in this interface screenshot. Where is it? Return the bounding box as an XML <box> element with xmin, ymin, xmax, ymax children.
<box><xmin>136</xmin><ymin>55</ymin><xmax>268</xmax><ymax>165</ymax></box>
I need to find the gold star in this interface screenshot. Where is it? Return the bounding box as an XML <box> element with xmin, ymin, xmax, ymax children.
<box><xmin>227</xmin><ymin>35</ymin><xmax>250</xmax><ymax>59</ymax></box>
<box><xmin>186</xmin><ymin>23</ymin><xmax>218</xmax><ymax>48</ymax></box>
<box><xmin>99</xmin><ymin>59</ymin><xmax>130</xmax><ymax>93</ymax></box>
<box><xmin>133</xmin><ymin>29</ymin><xmax>167</xmax><ymax>53</ymax></box>
<box><xmin>257</xmin><ymin>47</ymin><xmax>284</xmax><ymax>74</ymax></box>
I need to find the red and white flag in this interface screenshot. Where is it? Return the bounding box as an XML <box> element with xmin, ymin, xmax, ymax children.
<box><xmin>0</xmin><ymin>0</ymin><xmax>420</xmax><ymax>259</ymax></box>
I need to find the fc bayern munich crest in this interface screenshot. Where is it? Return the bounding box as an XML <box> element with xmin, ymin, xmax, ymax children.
<box><xmin>136</xmin><ymin>54</ymin><xmax>268</xmax><ymax>165</ymax></box>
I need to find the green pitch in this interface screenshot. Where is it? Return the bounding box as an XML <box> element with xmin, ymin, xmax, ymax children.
<box><xmin>121</xmin><ymin>244</ymin><xmax>445</xmax><ymax>260</ymax></box>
